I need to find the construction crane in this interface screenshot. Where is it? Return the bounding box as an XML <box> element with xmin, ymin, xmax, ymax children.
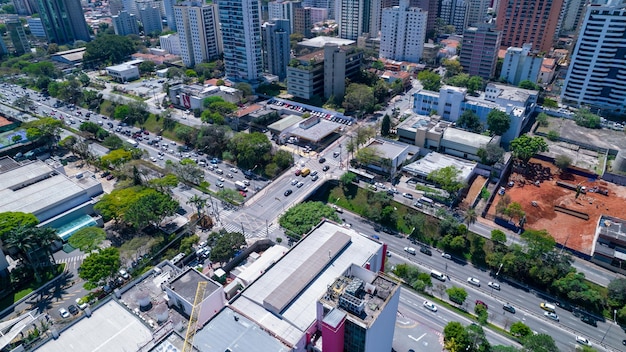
<box><xmin>182</xmin><ymin>281</ymin><xmax>208</xmax><ymax>352</ymax></box>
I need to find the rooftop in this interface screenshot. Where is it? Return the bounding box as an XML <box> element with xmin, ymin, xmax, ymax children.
<box><xmin>319</xmin><ymin>266</ymin><xmax>399</xmax><ymax>327</ymax></box>
<box><xmin>597</xmin><ymin>215</ymin><xmax>626</xmax><ymax>249</ymax></box>
<box><xmin>402</xmin><ymin>151</ymin><xmax>476</xmax><ymax>181</ymax></box>
<box><xmin>106</xmin><ymin>63</ymin><xmax>138</xmax><ymax>72</ymax></box>
<box><xmin>287</xmin><ymin>118</ymin><xmax>343</xmax><ymax>143</ymax></box>
<box><xmin>299</xmin><ymin>36</ymin><xmax>355</xmax><ymax>48</ymax></box>
<box><xmin>168</xmin><ymin>268</ymin><xmax>221</xmax><ymax>304</ymax></box>
<box><xmin>397</xmin><ymin>114</ymin><xmax>452</xmax><ymax>133</ymax></box>
<box><xmin>442</xmin><ymin>128</ymin><xmax>493</xmax><ymax>149</ymax></box>
<box><xmin>51</xmin><ymin>47</ymin><xmax>86</xmax><ymax>63</ymax></box>
<box><xmin>35</xmin><ymin>300</ymin><xmax>153</xmax><ymax>352</ymax></box>
<box><xmin>268</xmin><ymin>114</ymin><xmax>302</xmax><ymax>132</ymax></box>
<box><xmin>366</xmin><ymin>139</ymin><xmax>410</xmax><ymax>160</ymax></box>
<box><xmin>191</xmin><ymin>307</ymin><xmax>290</xmax><ymax>352</ymax></box>
<box><xmin>230</xmin><ymin>220</ymin><xmax>383</xmax><ymax>346</ymax></box>
<box><xmin>235</xmin><ymin>245</ymin><xmax>290</xmax><ymax>285</ymax></box>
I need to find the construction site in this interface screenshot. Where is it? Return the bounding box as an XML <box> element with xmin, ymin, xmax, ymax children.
<box><xmin>487</xmin><ymin>158</ymin><xmax>626</xmax><ymax>256</ymax></box>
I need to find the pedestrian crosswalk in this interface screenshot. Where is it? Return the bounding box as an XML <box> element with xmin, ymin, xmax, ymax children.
<box><xmin>220</xmin><ymin>220</ymin><xmax>279</xmax><ymax>238</ymax></box>
<box><xmin>55</xmin><ymin>254</ymin><xmax>87</xmax><ymax>265</ymax></box>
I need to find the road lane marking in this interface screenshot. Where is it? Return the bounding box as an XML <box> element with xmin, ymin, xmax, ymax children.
<box><xmin>408</xmin><ymin>333</ymin><xmax>427</xmax><ymax>342</ymax></box>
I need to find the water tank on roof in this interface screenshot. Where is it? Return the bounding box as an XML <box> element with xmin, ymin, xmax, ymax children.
<box><xmin>136</xmin><ymin>292</ymin><xmax>152</xmax><ymax>311</ymax></box>
<box><xmin>155</xmin><ymin>304</ymin><xmax>169</xmax><ymax>323</ymax></box>
<box><xmin>612</xmin><ymin>150</ymin><xmax>626</xmax><ymax>173</ymax></box>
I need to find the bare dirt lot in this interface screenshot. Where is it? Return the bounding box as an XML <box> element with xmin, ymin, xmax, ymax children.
<box><xmin>488</xmin><ymin>158</ymin><xmax>626</xmax><ymax>255</ymax></box>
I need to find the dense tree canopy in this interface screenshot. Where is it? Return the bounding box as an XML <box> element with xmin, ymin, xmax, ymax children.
<box><xmin>342</xmin><ymin>83</ymin><xmax>375</xmax><ymax>117</ymax></box>
<box><xmin>457</xmin><ymin>110</ymin><xmax>483</xmax><ymax>133</ymax></box>
<box><xmin>509</xmin><ymin>135</ymin><xmax>549</xmax><ymax>164</ymax></box>
<box><xmin>68</xmin><ymin>227</ymin><xmax>107</xmax><ymax>252</ymax></box>
<box><xmin>486</xmin><ymin>109</ymin><xmax>511</xmax><ymax>136</ymax></box>
<box><xmin>83</xmin><ymin>34</ymin><xmax>136</xmax><ymax>67</ymax></box>
<box><xmin>208</xmin><ymin>231</ymin><xmax>246</xmax><ymax>263</ymax></box>
<box><xmin>79</xmin><ymin>247</ymin><xmax>121</xmax><ymax>289</ymax></box>
<box><xmin>427</xmin><ymin>166</ymin><xmax>464</xmax><ymax>197</ymax></box>
<box><xmin>228</xmin><ymin>132</ymin><xmax>272</xmax><ymax>169</ymax></box>
<box><xmin>95</xmin><ymin>186</ymin><xmax>178</xmax><ymax>228</ymax></box>
<box><xmin>0</xmin><ymin>212</ymin><xmax>38</xmax><ymax>241</ymax></box>
<box><xmin>417</xmin><ymin>70</ymin><xmax>442</xmax><ymax>91</ymax></box>
<box><xmin>279</xmin><ymin>201</ymin><xmax>340</xmax><ymax>239</ymax></box>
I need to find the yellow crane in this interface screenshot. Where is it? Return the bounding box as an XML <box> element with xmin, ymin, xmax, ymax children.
<box><xmin>182</xmin><ymin>281</ymin><xmax>208</xmax><ymax>352</ymax></box>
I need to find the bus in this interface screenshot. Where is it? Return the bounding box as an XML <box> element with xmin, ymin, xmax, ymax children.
<box><xmin>126</xmin><ymin>139</ymin><xmax>138</xmax><ymax>147</ymax></box>
<box><xmin>234</xmin><ymin>181</ymin><xmax>248</xmax><ymax>192</ymax></box>
<box><xmin>430</xmin><ymin>270</ymin><xmax>446</xmax><ymax>282</ymax></box>
<box><xmin>301</xmin><ymin>168</ymin><xmax>311</xmax><ymax>177</ymax></box>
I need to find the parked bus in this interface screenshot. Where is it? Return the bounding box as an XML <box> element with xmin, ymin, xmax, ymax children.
<box><xmin>126</xmin><ymin>139</ymin><xmax>138</xmax><ymax>147</ymax></box>
<box><xmin>430</xmin><ymin>270</ymin><xmax>446</xmax><ymax>282</ymax></box>
<box><xmin>301</xmin><ymin>168</ymin><xmax>311</xmax><ymax>177</ymax></box>
<box><xmin>418</xmin><ymin>196</ymin><xmax>434</xmax><ymax>206</ymax></box>
<box><xmin>234</xmin><ymin>181</ymin><xmax>248</xmax><ymax>192</ymax></box>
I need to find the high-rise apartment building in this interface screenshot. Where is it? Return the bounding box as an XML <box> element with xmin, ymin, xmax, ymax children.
<box><xmin>460</xmin><ymin>25</ymin><xmax>501</xmax><ymax>79</ymax></box>
<box><xmin>175</xmin><ymin>2</ymin><xmax>222</xmax><ymax>67</ymax></box>
<box><xmin>139</xmin><ymin>6</ymin><xmax>164</xmax><ymax>35</ymax></box>
<box><xmin>294</xmin><ymin>5</ymin><xmax>313</xmax><ymax>37</ymax></box>
<box><xmin>163</xmin><ymin>0</ymin><xmax>177</xmax><ymax>30</ymax></box>
<box><xmin>218</xmin><ymin>0</ymin><xmax>264</xmax><ymax>83</ymax></box>
<box><xmin>412</xmin><ymin>0</ymin><xmax>437</xmax><ymax>36</ymax></box>
<box><xmin>561</xmin><ymin>2</ymin><xmax>626</xmax><ymax>116</ymax></box>
<box><xmin>268</xmin><ymin>0</ymin><xmax>298</xmax><ymax>30</ymax></box>
<box><xmin>27</xmin><ymin>18</ymin><xmax>47</xmax><ymax>39</ymax></box>
<box><xmin>110</xmin><ymin>0</ymin><xmax>124</xmax><ymax>16</ymax></box>
<box><xmin>559</xmin><ymin>0</ymin><xmax>588</xmax><ymax>34</ymax></box>
<box><xmin>439</xmin><ymin>0</ymin><xmax>468</xmax><ymax>34</ymax></box>
<box><xmin>160</xmin><ymin>33</ymin><xmax>181</xmax><ymax>55</ymax></box>
<box><xmin>37</xmin><ymin>0</ymin><xmax>91</xmax><ymax>44</ymax></box>
<box><xmin>112</xmin><ymin>10</ymin><xmax>140</xmax><ymax>36</ymax></box>
<box><xmin>336</xmin><ymin>0</ymin><xmax>379</xmax><ymax>39</ymax></box>
<box><xmin>465</xmin><ymin>0</ymin><xmax>490</xmax><ymax>26</ymax></box>
<box><xmin>500</xmin><ymin>43</ymin><xmax>543</xmax><ymax>85</ymax></box>
<box><xmin>6</xmin><ymin>16</ymin><xmax>30</xmax><ymax>55</ymax></box>
<box><xmin>379</xmin><ymin>0</ymin><xmax>427</xmax><ymax>63</ymax></box>
<box><xmin>13</xmin><ymin>0</ymin><xmax>36</xmax><ymax>16</ymax></box>
<box><xmin>262</xmin><ymin>19</ymin><xmax>291</xmax><ymax>80</ymax></box>
<box><xmin>496</xmin><ymin>0</ymin><xmax>564</xmax><ymax>52</ymax></box>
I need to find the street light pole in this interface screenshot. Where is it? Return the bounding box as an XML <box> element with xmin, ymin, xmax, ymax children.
<box><xmin>601</xmin><ymin>309</ymin><xmax>617</xmax><ymax>344</ymax></box>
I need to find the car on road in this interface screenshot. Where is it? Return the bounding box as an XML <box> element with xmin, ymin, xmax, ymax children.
<box><xmin>216</xmin><ymin>182</ymin><xmax>224</xmax><ymax>188</ymax></box>
<box><xmin>502</xmin><ymin>303</ymin><xmax>516</xmax><ymax>313</ymax></box>
<box><xmin>322</xmin><ymin>165</ymin><xmax>330</xmax><ymax>171</ymax></box>
<box><xmin>296</xmin><ymin>182</ymin><xmax>304</xmax><ymax>188</ymax></box>
<box><xmin>488</xmin><ymin>282</ymin><xmax>500</xmax><ymax>290</ymax></box>
<box><xmin>310</xmin><ymin>170</ymin><xmax>318</xmax><ymax>177</ymax></box>
<box><xmin>333</xmin><ymin>151</ymin><xmax>340</xmax><ymax>158</ymax></box>
<box><xmin>215</xmin><ymin>168</ymin><xmax>224</xmax><ymax>174</ymax></box>
<box><xmin>291</xmin><ymin>179</ymin><xmax>298</xmax><ymax>185</ymax></box>
<box><xmin>239</xmin><ymin>191</ymin><xmax>247</xmax><ymax>197</ymax></box>
<box><xmin>68</xmin><ymin>304</ymin><xmax>79</xmax><ymax>315</ymax></box>
<box><xmin>404</xmin><ymin>247</ymin><xmax>416</xmax><ymax>255</ymax></box>
<box><xmin>318</xmin><ymin>157</ymin><xmax>326</xmax><ymax>163</ymax></box>
<box><xmin>311</xmin><ymin>175</ymin><xmax>319</xmax><ymax>181</ymax></box>
<box><xmin>230</xmin><ymin>167</ymin><xmax>238</xmax><ymax>173</ymax></box>
<box><xmin>540</xmin><ymin>302</ymin><xmax>556</xmax><ymax>312</ymax></box>
<box><xmin>58</xmin><ymin>307</ymin><xmax>70</xmax><ymax>318</ymax></box>
<box><xmin>622</xmin><ymin>339</ymin><xmax>626</xmax><ymax>346</ymax></box>
<box><xmin>402</xmin><ymin>193</ymin><xmax>413</xmax><ymax>199</ymax></box>
<box><xmin>441</xmin><ymin>252</ymin><xmax>452</xmax><ymax>260</ymax></box>
<box><xmin>218</xmin><ymin>177</ymin><xmax>225</xmax><ymax>182</ymax></box>
<box><xmin>423</xmin><ymin>301</ymin><xmax>437</xmax><ymax>312</ymax></box>
<box><xmin>475</xmin><ymin>300</ymin><xmax>488</xmax><ymax>309</ymax></box>
<box><xmin>575</xmin><ymin>336</ymin><xmax>591</xmax><ymax>346</ymax></box>
<box><xmin>419</xmin><ymin>246</ymin><xmax>432</xmax><ymax>255</ymax></box>
<box><xmin>580</xmin><ymin>315</ymin><xmax>597</xmax><ymax>326</ymax></box>
<box><xmin>467</xmin><ymin>277</ymin><xmax>481</xmax><ymax>287</ymax></box>
<box><xmin>544</xmin><ymin>311</ymin><xmax>559</xmax><ymax>321</ymax></box>
<box><xmin>150</xmin><ymin>156</ymin><xmax>157</xmax><ymax>162</ymax></box>
<box><xmin>295</xmin><ymin>169</ymin><xmax>301</xmax><ymax>176</ymax></box>
<box><xmin>226</xmin><ymin>173</ymin><xmax>234</xmax><ymax>178</ymax></box>
<box><xmin>284</xmin><ymin>189</ymin><xmax>293</xmax><ymax>196</ymax></box>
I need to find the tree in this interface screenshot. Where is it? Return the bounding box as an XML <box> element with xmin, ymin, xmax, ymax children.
<box><xmin>78</xmin><ymin>73</ymin><xmax>90</xmax><ymax>87</ymax></box>
<box><xmin>443</xmin><ymin>322</ymin><xmax>469</xmax><ymax>352</ymax></box>
<box><xmin>138</xmin><ymin>60</ymin><xmax>156</xmax><ymax>74</ymax></box>
<box><xmin>355</xmin><ymin>147</ymin><xmax>382</xmax><ymax>167</ymax></box>
<box><xmin>446</xmin><ymin>286</ymin><xmax>468</xmax><ymax>305</ymax></box>
<box><xmin>113</xmin><ymin>105</ymin><xmax>130</xmax><ymax>121</ymax></box>
<box><xmin>427</xmin><ymin>166</ymin><xmax>464</xmax><ymax>198</ymax></box>
<box><xmin>510</xmin><ymin>321</ymin><xmax>532</xmax><ymax>338</ymax></box>
<box><xmin>68</xmin><ymin>227</ymin><xmax>106</xmax><ymax>252</ymax></box>
<box><xmin>217</xmin><ymin>188</ymin><xmax>244</xmax><ymax>204</ymax></box>
<box><xmin>536</xmin><ymin>112</ymin><xmax>549</xmax><ymax>127</ymax></box>
<box><xmin>475</xmin><ymin>303</ymin><xmax>488</xmax><ymax>324</ymax></box>
<box><xmin>457</xmin><ymin>110</ymin><xmax>483</xmax><ymax>133</ymax></box>
<box><xmin>0</xmin><ymin>212</ymin><xmax>38</xmax><ymax>241</ymax></box>
<box><xmin>228</xmin><ymin>132</ymin><xmax>272</xmax><ymax>170</ymax></box>
<box><xmin>343</xmin><ymin>83</ymin><xmax>375</xmax><ymax>117</ymax></box>
<box><xmin>467</xmin><ymin>76</ymin><xmax>483</xmax><ymax>95</ymax></box>
<box><xmin>554</xmin><ymin>155</ymin><xmax>571</xmax><ymax>173</ymax></box>
<box><xmin>417</xmin><ymin>70</ymin><xmax>442</xmax><ymax>91</ymax></box>
<box><xmin>447</xmin><ymin>73</ymin><xmax>470</xmax><ymax>87</ymax></box>
<box><xmin>165</xmin><ymin>159</ymin><xmax>204</xmax><ymax>185</ymax></box>
<box><xmin>208</xmin><ymin>231</ymin><xmax>246</xmax><ymax>263</ymax></box>
<box><xmin>518</xmin><ymin>80</ymin><xmax>539</xmax><ymax>90</ymax></box>
<box><xmin>83</xmin><ymin>34</ymin><xmax>136</xmax><ymax>66</ymax></box>
<box><xmin>79</xmin><ymin>247</ymin><xmax>121</xmax><ymax>289</ymax></box>
<box><xmin>477</xmin><ymin>143</ymin><xmax>505</xmax><ymax>165</ymax></box>
<box><xmin>340</xmin><ymin>172</ymin><xmax>357</xmax><ymax>187</ymax></box>
<box><xmin>442</xmin><ymin>58</ymin><xmax>463</xmax><ymax>77</ymax></box>
<box><xmin>607</xmin><ymin>278</ymin><xmax>626</xmax><ymax>306</ymax></box>
<box><xmin>464</xmin><ymin>208</ymin><xmax>478</xmax><ymax>226</ymax></box>
<box><xmin>13</xmin><ymin>95</ymin><xmax>33</xmax><ymax>110</ymax></box>
<box><xmin>196</xmin><ymin>125</ymin><xmax>232</xmax><ymax>157</ymax></box>
<box><xmin>102</xmin><ymin>135</ymin><xmax>124</xmax><ymax>150</ymax></box>
<box><xmin>510</xmin><ymin>135</ymin><xmax>549</xmax><ymax>164</ymax></box>
<box><xmin>546</xmin><ymin>130</ymin><xmax>559</xmax><ymax>141</ymax></box>
<box><xmin>522</xmin><ymin>333</ymin><xmax>558</xmax><ymax>352</ymax></box>
<box><xmin>552</xmin><ymin>271</ymin><xmax>604</xmax><ymax>312</ymax></box>
<box><xmin>487</xmin><ymin>109</ymin><xmax>511</xmax><ymax>136</ymax></box>
<box><xmin>491</xmin><ymin>229</ymin><xmax>507</xmax><ymax>245</ymax></box>
<box><xmin>381</xmin><ymin>114</ymin><xmax>391</xmax><ymax>136</ymax></box>
<box><xmin>542</xmin><ymin>98</ymin><xmax>558</xmax><ymax>109</ymax></box>
<box><xmin>123</xmin><ymin>190</ymin><xmax>178</xmax><ymax>229</ymax></box>
<box><xmin>23</xmin><ymin>117</ymin><xmax>63</xmax><ymax>148</ymax></box>
<box><xmin>100</xmin><ymin>149</ymin><xmax>133</xmax><ymax>169</ymax></box>
<box><xmin>278</xmin><ymin>202</ymin><xmax>340</xmax><ymax>239</ymax></box>
<box><xmin>148</xmin><ymin>174</ymin><xmax>178</xmax><ymax>193</ymax></box>
<box><xmin>574</xmin><ymin>109</ymin><xmax>601</xmax><ymax>129</ymax></box>
<box><xmin>504</xmin><ymin>202</ymin><xmax>525</xmax><ymax>222</ymax></box>
<box><xmin>520</xmin><ymin>229</ymin><xmax>555</xmax><ymax>257</ymax></box>
<box><xmin>235</xmin><ymin>82</ymin><xmax>253</xmax><ymax>99</ymax></box>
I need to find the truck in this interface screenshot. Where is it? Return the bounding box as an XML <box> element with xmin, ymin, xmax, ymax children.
<box><xmin>234</xmin><ymin>181</ymin><xmax>248</xmax><ymax>192</ymax></box>
<box><xmin>126</xmin><ymin>138</ymin><xmax>139</xmax><ymax>148</ymax></box>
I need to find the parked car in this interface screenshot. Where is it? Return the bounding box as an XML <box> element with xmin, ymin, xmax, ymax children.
<box><xmin>119</xmin><ymin>269</ymin><xmax>130</xmax><ymax>280</ymax></box>
<box><xmin>58</xmin><ymin>307</ymin><xmax>70</xmax><ymax>318</ymax></box>
<box><xmin>402</xmin><ymin>193</ymin><xmax>414</xmax><ymax>200</ymax></box>
<box><xmin>75</xmin><ymin>297</ymin><xmax>88</xmax><ymax>310</ymax></box>
<box><xmin>467</xmin><ymin>277</ymin><xmax>481</xmax><ymax>287</ymax></box>
<box><xmin>68</xmin><ymin>304</ymin><xmax>79</xmax><ymax>315</ymax></box>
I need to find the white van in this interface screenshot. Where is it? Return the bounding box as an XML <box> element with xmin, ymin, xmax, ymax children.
<box><xmin>540</xmin><ymin>302</ymin><xmax>556</xmax><ymax>312</ymax></box>
<box><xmin>404</xmin><ymin>247</ymin><xmax>416</xmax><ymax>255</ymax></box>
<box><xmin>430</xmin><ymin>270</ymin><xmax>447</xmax><ymax>282</ymax></box>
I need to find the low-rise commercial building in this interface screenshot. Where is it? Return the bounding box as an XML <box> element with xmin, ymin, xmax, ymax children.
<box><xmin>592</xmin><ymin>215</ymin><xmax>626</xmax><ymax>275</ymax></box>
<box><xmin>106</xmin><ymin>63</ymin><xmax>140</xmax><ymax>83</ymax></box>
<box><xmin>169</xmin><ymin>83</ymin><xmax>242</xmax><ymax>110</ymax></box>
<box><xmin>402</xmin><ymin>151</ymin><xmax>477</xmax><ymax>185</ymax></box>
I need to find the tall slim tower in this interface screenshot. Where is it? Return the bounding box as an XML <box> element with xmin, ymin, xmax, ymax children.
<box><xmin>175</xmin><ymin>2</ymin><xmax>222</xmax><ymax>67</ymax></box>
<box><xmin>6</xmin><ymin>16</ymin><xmax>30</xmax><ymax>55</ymax></box>
<box><xmin>439</xmin><ymin>0</ymin><xmax>468</xmax><ymax>34</ymax></box>
<box><xmin>460</xmin><ymin>25</ymin><xmax>501</xmax><ymax>79</ymax></box>
<box><xmin>561</xmin><ymin>2</ymin><xmax>626</xmax><ymax>116</ymax></box>
<box><xmin>379</xmin><ymin>0</ymin><xmax>427</xmax><ymax>62</ymax></box>
<box><xmin>139</xmin><ymin>6</ymin><xmax>164</xmax><ymax>35</ymax></box>
<box><xmin>219</xmin><ymin>0</ymin><xmax>264</xmax><ymax>82</ymax></box>
<box><xmin>37</xmin><ymin>0</ymin><xmax>91</xmax><ymax>44</ymax></box>
<box><xmin>163</xmin><ymin>0</ymin><xmax>177</xmax><ymax>30</ymax></box>
<box><xmin>496</xmin><ymin>0</ymin><xmax>564</xmax><ymax>52</ymax></box>
<box><xmin>336</xmin><ymin>0</ymin><xmax>379</xmax><ymax>39</ymax></box>
<box><xmin>112</xmin><ymin>10</ymin><xmax>140</xmax><ymax>36</ymax></box>
<box><xmin>465</xmin><ymin>0</ymin><xmax>490</xmax><ymax>26</ymax></box>
<box><xmin>262</xmin><ymin>19</ymin><xmax>291</xmax><ymax>80</ymax></box>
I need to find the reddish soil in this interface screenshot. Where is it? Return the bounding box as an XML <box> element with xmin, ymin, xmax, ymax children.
<box><xmin>487</xmin><ymin>158</ymin><xmax>626</xmax><ymax>255</ymax></box>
